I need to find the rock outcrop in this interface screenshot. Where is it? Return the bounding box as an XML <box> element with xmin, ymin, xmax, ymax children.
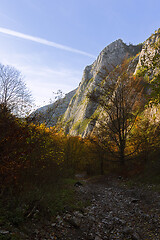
<box><xmin>135</xmin><ymin>28</ymin><xmax>160</xmax><ymax>77</ymax></box>
<box><xmin>60</xmin><ymin>40</ymin><xmax>142</xmax><ymax>136</ymax></box>
<box><xmin>32</xmin><ymin>89</ymin><xmax>77</xmax><ymax>126</ymax></box>
<box><xmin>34</xmin><ymin>29</ymin><xmax>160</xmax><ymax>136</ymax></box>
<box><xmin>134</xmin><ymin>28</ymin><xmax>160</xmax><ymax>122</ymax></box>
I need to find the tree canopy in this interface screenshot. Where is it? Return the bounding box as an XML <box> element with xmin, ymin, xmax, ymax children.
<box><xmin>0</xmin><ymin>63</ymin><xmax>32</xmax><ymax>116</ymax></box>
<box><xmin>88</xmin><ymin>59</ymin><xmax>145</xmax><ymax>165</ymax></box>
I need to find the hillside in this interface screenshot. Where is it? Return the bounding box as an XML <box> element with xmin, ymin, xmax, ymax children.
<box><xmin>32</xmin><ymin>89</ymin><xmax>77</xmax><ymax>126</ymax></box>
<box><xmin>1</xmin><ymin>29</ymin><xmax>160</xmax><ymax>240</ymax></box>
<box><xmin>34</xmin><ymin>29</ymin><xmax>160</xmax><ymax>136</ymax></box>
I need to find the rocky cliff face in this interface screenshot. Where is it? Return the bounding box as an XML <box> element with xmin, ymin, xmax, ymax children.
<box><xmin>33</xmin><ymin>89</ymin><xmax>76</xmax><ymax>126</ymax></box>
<box><xmin>134</xmin><ymin>28</ymin><xmax>160</xmax><ymax>122</ymax></box>
<box><xmin>135</xmin><ymin>28</ymin><xmax>160</xmax><ymax>77</ymax></box>
<box><xmin>60</xmin><ymin>40</ymin><xmax>142</xmax><ymax>136</ymax></box>
<box><xmin>34</xmin><ymin>29</ymin><xmax>160</xmax><ymax>136</ymax></box>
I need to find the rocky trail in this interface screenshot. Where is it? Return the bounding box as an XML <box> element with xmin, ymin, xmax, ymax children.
<box><xmin>30</xmin><ymin>176</ymin><xmax>160</xmax><ymax>240</ymax></box>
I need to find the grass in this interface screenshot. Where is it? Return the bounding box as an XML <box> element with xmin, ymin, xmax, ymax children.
<box><xmin>125</xmin><ymin>177</ymin><xmax>160</xmax><ymax>193</ymax></box>
<box><xmin>0</xmin><ymin>177</ymin><xmax>89</xmax><ymax>238</ymax></box>
<box><xmin>0</xmin><ymin>233</ymin><xmax>22</xmax><ymax>240</ymax></box>
<box><xmin>125</xmin><ymin>151</ymin><xmax>160</xmax><ymax>192</ymax></box>
<box><xmin>72</xmin><ymin>120</ymin><xmax>81</xmax><ymax>131</ymax></box>
<box><xmin>72</xmin><ymin>118</ymin><xmax>91</xmax><ymax>134</ymax></box>
<box><xmin>47</xmin><ymin>178</ymin><xmax>78</xmax><ymax>215</ymax></box>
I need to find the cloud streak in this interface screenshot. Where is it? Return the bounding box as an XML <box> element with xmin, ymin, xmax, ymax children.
<box><xmin>0</xmin><ymin>27</ymin><xmax>96</xmax><ymax>58</ymax></box>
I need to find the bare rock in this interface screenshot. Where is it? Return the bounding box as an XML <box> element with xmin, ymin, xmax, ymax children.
<box><xmin>122</xmin><ymin>226</ymin><xmax>133</xmax><ymax>235</ymax></box>
<box><xmin>0</xmin><ymin>230</ymin><xmax>9</xmax><ymax>234</ymax></box>
<box><xmin>74</xmin><ymin>181</ymin><xmax>83</xmax><ymax>187</ymax></box>
<box><xmin>131</xmin><ymin>198</ymin><xmax>140</xmax><ymax>203</ymax></box>
<box><xmin>95</xmin><ymin>236</ymin><xmax>102</xmax><ymax>240</ymax></box>
<box><xmin>132</xmin><ymin>232</ymin><xmax>141</xmax><ymax>240</ymax></box>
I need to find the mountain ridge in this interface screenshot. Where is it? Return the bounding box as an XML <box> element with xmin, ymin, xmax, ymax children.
<box><xmin>33</xmin><ymin>29</ymin><xmax>160</xmax><ymax>136</ymax></box>
<box><xmin>60</xmin><ymin>39</ymin><xmax>142</xmax><ymax>136</ymax></box>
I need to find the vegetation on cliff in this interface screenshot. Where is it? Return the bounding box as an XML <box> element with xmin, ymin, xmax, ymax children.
<box><xmin>0</xmin><ymin>29</ymin><xmax>160</xmax><ymax>238</ymax></box>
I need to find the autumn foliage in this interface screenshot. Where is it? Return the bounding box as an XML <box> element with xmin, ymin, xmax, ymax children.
<box><xmin>0</xmin><ymin>105</ymin><xmax>103</xmax><ymax>193</ymax></box>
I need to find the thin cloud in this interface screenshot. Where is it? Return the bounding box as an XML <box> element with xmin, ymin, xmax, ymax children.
<box><xmin>0</xmin><ymin>27</ymin><xmax>96</xmax><ymax>58</ymax></box>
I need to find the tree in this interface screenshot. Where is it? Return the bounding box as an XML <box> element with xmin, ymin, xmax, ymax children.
<box><xmin>29</xmin><ymin>89</ymin><xmax>65</xmax><ymax>126</ymax></box>
<box><xmin>0</xmin><ymin>63</ymin><xmax>32</xmax><ymax>116</ymax></box>
<box><xmin>88</xmin><ymin>59</ymin><xmax>145</xmax><ymax>165</ymax></box>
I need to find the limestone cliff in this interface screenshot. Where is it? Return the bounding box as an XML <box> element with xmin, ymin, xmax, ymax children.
<box><xmin>135</xmin><ymin>28</ymin><xmax>160</xmax><ymax>77</ymax></box>
<box><xmin>134</xmin><ymin>28</ymin><xmax>160</xmax><ymax>122</ymax></box>
<box><xmin>34</xmin><ymin>29</ymin><xmax>160</xmax><ymax>136</ymax></box>
<box><xmin>32</xmin><ymin>89</ymin><xmax>76</xmax><ymax>126</ymax></box>
<box><xmin>61</xmin><ymin>40</ymin><xmax>142</xmax><ymax>136</ymax></box>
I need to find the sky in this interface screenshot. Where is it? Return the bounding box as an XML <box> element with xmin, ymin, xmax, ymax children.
<box><xmin>0</xmin><ymin>0</ymin><xmax>159</xmax><ymax>108</ymax></box>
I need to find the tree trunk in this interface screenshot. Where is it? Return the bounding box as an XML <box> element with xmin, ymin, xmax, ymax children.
<box><xmin>100</xmin><ymin>157</ymin><xmax>104</xmax><ymax>175</ymax></box>
<box><xmin>120</xmin><ymin>145</ymin><xmax>125</xmax><ymax>166</ymax></box>
<box><xmin>99</xmin><ymin>150</ymin><xmax>104</xmax><ymax>175</ymax></box>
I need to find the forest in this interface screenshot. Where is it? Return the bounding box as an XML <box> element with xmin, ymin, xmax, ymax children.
<box><xmin>0</xmin><ymin>53</ymin><xmax>160</xmax><ymax>239</ymax></box>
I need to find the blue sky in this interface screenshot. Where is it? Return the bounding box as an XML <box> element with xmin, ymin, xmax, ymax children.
<box><xmin>0</xmin><ymin>0</ymin><xmax>159</xmax><ymax>107</ymax></box>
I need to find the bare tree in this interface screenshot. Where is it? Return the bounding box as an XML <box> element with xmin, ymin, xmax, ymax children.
<box><xmin>28</xmin><ymin>89</ymin><xmax>66</xmax><ymax>126</ymax></box>
<box><xmin>89</xmin><ymin>59</ymin><xmax>145</xmax><ymax>165</ymax></box>
<box><xmin>0</xmin><ymin>63</ymin><xmax>32</xmax><ymax>116</ymax></box>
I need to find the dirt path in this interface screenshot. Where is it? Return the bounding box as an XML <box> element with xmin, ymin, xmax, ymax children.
<box><xmin>33</xmin><ymin>176</ymin><xmax>160</xmax><ymax>240</ymax></box>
